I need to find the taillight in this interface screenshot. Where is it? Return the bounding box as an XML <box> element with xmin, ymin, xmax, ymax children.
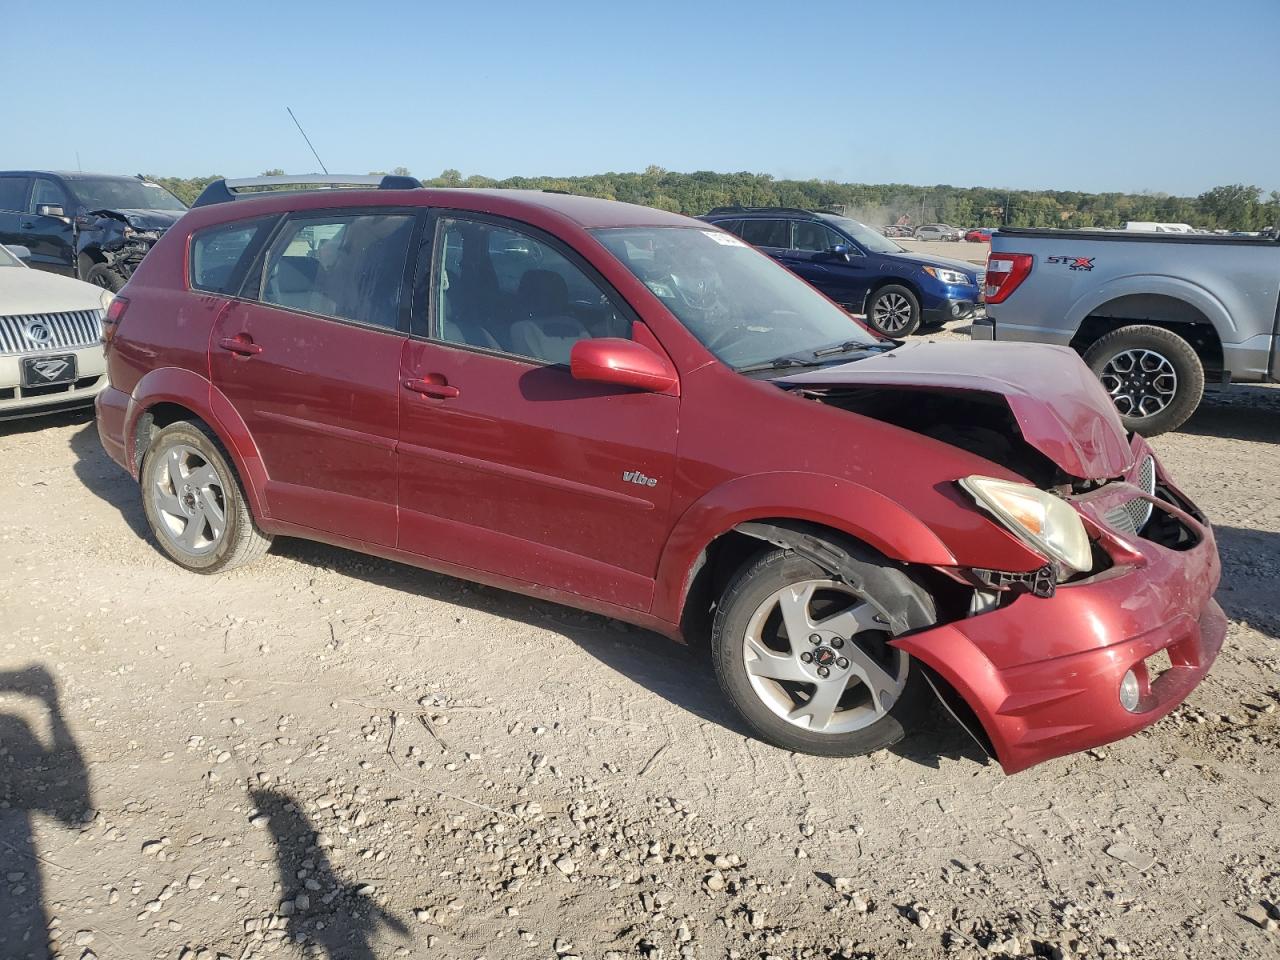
<box><xmin>983</xmin><ymin>253</ymin><xmax>1033</xmax><ymax>304</ymax></box>
<box><xmin>102</xmin><ymin>296</ymin><xmax>129</xmax><ymax>344</ymax></box>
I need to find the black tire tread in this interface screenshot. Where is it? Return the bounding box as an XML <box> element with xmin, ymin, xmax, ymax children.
<box><xmin>1082</xmin><ymin>324</ymin><xmax>1204</xmax><ymax>436</ymax></box>
<box><xmin>865</xmin><ymin>283</ymin><xmax>921</xmax><ymax>337</ymax></box>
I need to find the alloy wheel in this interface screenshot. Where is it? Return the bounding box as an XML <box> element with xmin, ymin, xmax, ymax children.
<box><xmin>148</xmin><ymin>443</ymin><xmax>228</xmax><ymax>557</ymax></box>
<box><xmin>872</xmin><ymin>293</ymin><xmax>913</xmax><ymax>333</ymax></box>
<box><xmin>1100</xmin><ymin>348</ymin><xmax>1178</xmax><ymax>419</ymax></box>
<box><xmin>741</xmin><ymin>579</ymin><xmax>909</xmax><ymax>734</ymax></box>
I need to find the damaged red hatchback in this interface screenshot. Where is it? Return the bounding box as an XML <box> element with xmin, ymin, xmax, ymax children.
<box><xmin>96</xmin><ymin>176</ymin><xmax>1224</xmax><ymax>773</ymax></box>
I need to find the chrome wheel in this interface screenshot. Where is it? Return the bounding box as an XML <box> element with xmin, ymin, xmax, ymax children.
<box><xmin>871</xmin><ymin>292</ymin><xmax>913</xmax><ymax>333</ymax></box>
<box><xmin>1100</xmin><ymin>348</ymin><xmax>1177</xmax><ymax>419</ymax></box>
<box><xmin>741</xmin><ymin>579</ymin><xmax>909</xmax><ymax>734</ymax></box>
<box><xmin>148</xmin><ymin>443</ymin><xmax>227</xmax><ymax>557</ymax></box>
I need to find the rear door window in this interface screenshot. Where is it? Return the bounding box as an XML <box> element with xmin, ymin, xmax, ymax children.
<box><xmin>191</xmin><ymin>218</ymin><xmax>274</xmax><ymax>295</ymax></box>
<box><xmin>0</xmin><ymin>177</ymin><xmax>30</xmax><ymax>212</ymax></box>
<box><xmin>738</xmin><ymin>219</ymin><xmax>789</xmax><ymax>248</ymax></box>
<box><xmin>260</xmin><ymin>213</ymin><xmax>416</xmax><ymax>330</ymax></box>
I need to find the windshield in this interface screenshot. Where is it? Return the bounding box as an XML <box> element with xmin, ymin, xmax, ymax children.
<box><xmin>65</xmin><ymin>177</ymin><xmax>187</xmax><ymax>212</ymax></box>
<box><xmin>0</xmin><ymin>245</ymin><xmax>20</xmax><ymax>268</ymax></box>
<box><xmin>592</xmin><ymin>226</ymin><xmax>879</xmax><ymax>369</ymax></box>
<box><xmin>824</xmin><ymin>216</ymin><xmax>904</xmax><ymax>254</ymax></box>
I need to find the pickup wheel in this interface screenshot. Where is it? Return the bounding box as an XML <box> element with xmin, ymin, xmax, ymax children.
<box><xmin>84</xmin><ymin>262</ymin><xmax>128</xmax><ymax>292</ymax></box>
<box><xmin>711</xmin><ymin>548</ymin><xmax>928</xmax><ymax>757</ymax></box>
<box><xmin>140</xmin><ymin>421</ymin><xmax>272</xmax><ymax>574</ymax></box>
<box><xmin>865</xmin><ymin>284</ymin><xmax>921</xmax><ymax>337</ymax></box>
<box><xmin>1083</xmin><ymin>324</ymin><xmax>1204</xmax><ymax>435</ymax></box>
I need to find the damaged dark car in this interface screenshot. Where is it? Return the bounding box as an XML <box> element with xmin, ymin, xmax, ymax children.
<box><xmin>0</xmin><ymin>171</ymin><xmax>187</xmax><ymax>292</ymax></box>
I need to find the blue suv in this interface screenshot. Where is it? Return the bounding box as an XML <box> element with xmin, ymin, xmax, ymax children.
<box><xmin>699</xmin><ymin>207</ymin><xmax>984</xmax><ymax>336</ymax></box>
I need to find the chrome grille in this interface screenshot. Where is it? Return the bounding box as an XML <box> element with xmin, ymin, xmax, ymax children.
<box><xmin>1105</xmin><ymin>455</ymin><xmax>1157</xmax><ymax>534</ymax></box>
<box><xmin>0</xmin><ymin>310</ymin><xmax>103</xmax><ymax>356</ymax></box>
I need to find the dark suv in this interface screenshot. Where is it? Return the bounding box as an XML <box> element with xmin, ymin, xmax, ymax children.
<box><xmin>700</xmin><ymin>207</ymin><xmax>984</xmax><ymax>336</ymax></box>
<box><xmin>0</xmin><ymin>171</ymin><xmax>188</xmax><ymax>291</ymax></box>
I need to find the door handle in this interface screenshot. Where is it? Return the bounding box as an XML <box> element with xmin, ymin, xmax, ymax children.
<box><xmin>218</xmin><ymin>335</ymin><xmax>263</xmax><ymax>356</ymax></box>
<box><xmin>21</xmin><ymin>221</ymin><xmax>36</xmax><ymax>229</ymax></box>
<box><xmin>403</xmin><ymin>378</ymin><xmax>460</xmax><ymax>399</ymax></box>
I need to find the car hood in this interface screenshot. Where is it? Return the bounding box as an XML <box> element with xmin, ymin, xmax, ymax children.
<box><xmin>0</xmin><ymin>267</ymin><xmax>106</xmax><ymax>315</ymax></box>
<box><xmin>87</xmin><ymin>208</ymin><xmax>186</xmax><ymax>231</ymax></box>
<box><xmin>882</xmin><ymin>250</ymin><xmax>983</xmax><ymax>276</ymax></box>
<box><xmin>776</xmin><ymin>341</ymin><xmax>1134</xmax><ymax>480</ymax></box>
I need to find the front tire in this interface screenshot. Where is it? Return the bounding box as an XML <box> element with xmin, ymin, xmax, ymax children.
<box><xmin>84</xmin><ymin>262</ymin><xmax>128</xmax><ymax>292</ymax></box>
<box><xmin>712</xmin><ymin>548</ymin><xmax>929</xmax><ymax>756</ymax></box>
<box><xmin>865</xmin><ymin>284</ymin><xmax>921</xmax><ymax>337</ymax></box>
<box><xmin>1082</xmin><ymin>324</ymin><xmax>1204</xmax><ymax>435</ymax></box>
<box><xmin>140</xmin><ymin>420</ymin><xmax>272</xmax><ymax>574</ymax></box>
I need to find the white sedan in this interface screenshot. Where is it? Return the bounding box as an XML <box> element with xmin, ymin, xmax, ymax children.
<box><xmin>0</xmin><ymin>244</ymin><xmax>114</xmax><ymax>420</ymax></box>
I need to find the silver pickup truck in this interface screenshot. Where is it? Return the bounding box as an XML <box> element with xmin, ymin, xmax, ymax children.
<box><xmin>972</xmin><ymin>227</ymin><xmax>1279</xmax><ymax>434</ymax></box>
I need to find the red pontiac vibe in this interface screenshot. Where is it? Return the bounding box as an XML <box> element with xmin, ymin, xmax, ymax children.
<box><xmin>96</xmin><ymin>176</ymin><xmax>1224</xmax><ymax>773</ymax></box>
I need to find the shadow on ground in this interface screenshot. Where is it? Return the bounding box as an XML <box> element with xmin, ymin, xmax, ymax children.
<box><xmin>0</xmin><ymin>665</ymin><xmax>92</xmax><ymax>960</ymax></box>
<box><xmin>65</xmin><ymin>417</ymin><xmax>150</xmax><ymax>540</ymax></box>
<box><xmin>57</xmin><ymin>412</ymin><xmax>987</xmax><ymax>772</ymax></box>
<box><xmin>1180</xmin><ymin>386</ymin><xmax>1280</xmax><ymax>443</ymax></box>
<box><xmin>250</xmin><ymin>787</ymin><xmax>407</xmax><ymax>959</ymax></box>
<box><xmin>1213</xmin><ymin>525</ymin><xmax>1280</xmax><ymax>638</ymax></box>
<box><xmin>271</xmin><ymin>540</ymin><xmax>986</xmax><ymax>772</ymax></box>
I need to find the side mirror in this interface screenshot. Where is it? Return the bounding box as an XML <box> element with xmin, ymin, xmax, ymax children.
<box><xmin>6</xmin><ymin>244</ymin><xmax>32</xmax><ymax>261</ymax></box>
<box><xmin>570</xmin><ymin>338</ymin><xmax>678</xmax><ymax>393</ymax></box>
<box><xmin>36</xmin><ymin>204</ymin><xmax>67</xmax><ymax>220</ymax></box>
<box><xmin>828</xmin><ymin>244</ymin><xmax>853</xmax><ymax>261</ymax></box>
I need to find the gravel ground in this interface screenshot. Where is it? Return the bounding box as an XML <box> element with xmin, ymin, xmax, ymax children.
<box><xmin>2</xmin><ymin>336</ymin><xmax>1278</xmax><ymax>960</ymax></box>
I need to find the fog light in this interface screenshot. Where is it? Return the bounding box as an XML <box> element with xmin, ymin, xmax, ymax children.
<box><xmin>1119</xmin><ymin>669</ymin><xmax>1141</xmax><ymax>712</ymax></box>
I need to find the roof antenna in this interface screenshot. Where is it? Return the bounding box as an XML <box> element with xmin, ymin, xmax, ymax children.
<box><xmin>286</xmin><ymin>106</ymin><xmax>329</xmax><ymax>174</ymax></box>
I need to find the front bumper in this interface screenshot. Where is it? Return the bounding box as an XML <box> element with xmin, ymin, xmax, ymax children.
<box><xmin>0</xmin><ymin>344</ymin><xmax>107</xmax><ymax>420</ymax></box>
<box><xmin>894</xmin><ymin>444</ymin><xmax>1224</xmax><ymax>773</ymax></box>
<box><xmin>922</xmin><ymin>292</ymin><xmax>983</xmax><ymax>325</ymax></box>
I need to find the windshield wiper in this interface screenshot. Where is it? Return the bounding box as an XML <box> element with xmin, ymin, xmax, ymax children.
<box><xmin>812</xmin><ymin>340</ymin><xmax>878</xmax><ymax>359</ymax></box>
<box><xmin>734</xmin><ymin>356</ymin><xmax>819</xmax><ymax>374</ymax></box>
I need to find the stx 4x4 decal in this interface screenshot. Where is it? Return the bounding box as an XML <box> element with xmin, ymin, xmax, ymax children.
<box><xmin>1046</xmin><ymin>254</ymin><xmax>1095</xmax><ymax>271</ymax></box>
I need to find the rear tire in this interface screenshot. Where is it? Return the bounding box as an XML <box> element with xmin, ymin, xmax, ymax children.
<box><xmin>1082</xmin><ymin>324</ymin><xmax>1204</xmax><ymax>435</ymax></box>
<box><xmin>140</xmin><ymin>420</ymin><xmax>272</xmax><ymax>574</ymax></box>
<box><xmin>712</xmin><ymin>547</ymin><xmax>929</xmax><ymax>756</ymax></box>
<box><xmin>865</xmin><ymin>284</ymin><xmax>921</xmax><ymax>337</ymax></box>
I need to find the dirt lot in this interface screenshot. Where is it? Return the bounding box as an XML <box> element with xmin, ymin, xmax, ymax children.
<box><xmin>896</xmin><ymin>239</ymin><xmax>989</xmax><ymax>265</ymax></box>
<box><xmin>2</xmin><ymin>342</ymin><xmax>1278</xmax><ymax>960</ymax></box>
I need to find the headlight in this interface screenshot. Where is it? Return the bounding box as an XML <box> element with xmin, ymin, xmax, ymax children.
<box><xmin>922</xmin><ymin>266</ymin><xmax>973</xmax><ymax>285</ymax></box>
<box><xmin>99</xmin><ymin>288</ymin><xmax>115</xmax><ymax>312</ymax></box>
<box><xmin>959</xmin><ymin>476</ymin><xmax>1092</xmax><ymax>577</ymax></box>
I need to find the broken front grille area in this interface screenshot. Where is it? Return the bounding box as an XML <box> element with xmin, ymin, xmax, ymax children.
<box><xmin>1103</xmin><ymin>454</ymin><xmax>1156</xmax><ymax>535</ymax></box>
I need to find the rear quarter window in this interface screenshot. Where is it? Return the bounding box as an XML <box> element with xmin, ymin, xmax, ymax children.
<box><xmin>190</xmin><ymin>218</ymin><xmax>273</xmax><ymax>295</ymax></box>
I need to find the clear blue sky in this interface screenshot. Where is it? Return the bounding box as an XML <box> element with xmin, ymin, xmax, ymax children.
<box><xmin>5</xmin><ymin>0</ymin><xmax>1277</xmax><ymax>196</ymax></box>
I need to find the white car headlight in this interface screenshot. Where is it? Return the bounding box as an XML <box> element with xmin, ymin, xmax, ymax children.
<box><xmin>923</xmin><ymin>266</ymin><xmax>972</xmax><ymax>285</ymax></box>
<box><xmin>959</xmin><ymin>476</ymin><xmax>1092</xmax><ymax>577</ymax></box>
<box><xmin>99</xmin><ymin>288</ymin><xmax>115</xmax><ymax>312</ymax></box>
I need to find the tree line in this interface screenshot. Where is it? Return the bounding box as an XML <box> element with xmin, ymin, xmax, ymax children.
<box><xmin>146</xmin><ymin>167</ymin><xmax>1280</xmax><ymax>232</ymax></box>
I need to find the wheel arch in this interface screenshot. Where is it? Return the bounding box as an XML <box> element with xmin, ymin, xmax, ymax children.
<box><xmin>1066</xmin><ymin>279</ymin><xmax>1230</xmax><ymax>372</ymax></box>
<box><xmin>126</xmin><ymin>367</ymin><xmax>270</xmax><ymax>522</ymax></box>
<box><xmin>656</xmin><ymin>472</ymin><xmax>957</xmax><ymax>638</ymax></box>
<box><xmin>864</xmin><ymin>275</ymin><xmax>922</xmax><ymax>314</ymax></box>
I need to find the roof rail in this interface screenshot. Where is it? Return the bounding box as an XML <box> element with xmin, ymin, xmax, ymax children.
<box><xmin>704</xmin><ymin>205</ymin><xmax>816</xmax><ymax>217</ymax></box>
<box><xmin>192</xmin><ymin>174</ymin><xmax>423</xmax><ymax>207</ymax></box>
